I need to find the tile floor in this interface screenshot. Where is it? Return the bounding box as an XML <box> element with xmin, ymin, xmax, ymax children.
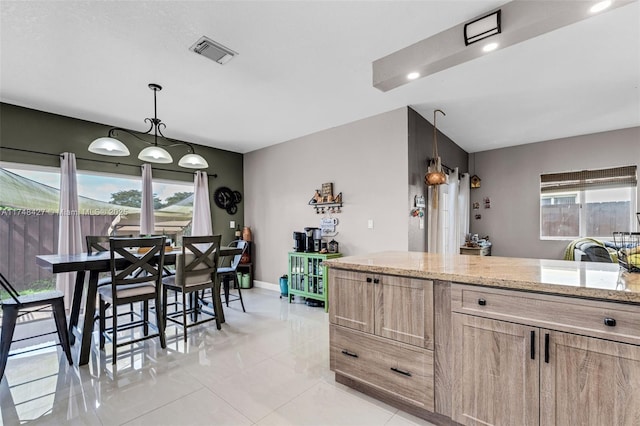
<box><xmin>0</xmin><ymin>288</ymin><xmax>436</xmax><ymax>426</ymax></box>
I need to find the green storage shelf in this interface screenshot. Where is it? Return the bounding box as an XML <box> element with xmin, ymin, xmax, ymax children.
<box><xmin>288</xmin><ymin>251</ymin><xmax>342</xmax><ymax>312</ymax></box>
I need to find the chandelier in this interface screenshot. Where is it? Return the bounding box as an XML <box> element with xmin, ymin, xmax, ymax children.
<box><xmin>424</xmin><ymin>109</ymin><xmax>447</xmax><ymax>186</ymax></box>
<box><xmin>88</xmin><ymin>83</ymin><xmax>209</xmax><ymax>169</ymax></box>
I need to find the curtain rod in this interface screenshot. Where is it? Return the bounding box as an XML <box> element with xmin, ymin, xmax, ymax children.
<box><xmin>1</xmin><ymin>146</ymin><xmax>218</xmax><ymax>178</ymax></box>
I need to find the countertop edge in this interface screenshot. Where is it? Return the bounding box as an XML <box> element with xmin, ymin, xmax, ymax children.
<box><xmin>325</xmin><ymin>258</ymin><xmax>640</xmax><ymax>304</ymax></box>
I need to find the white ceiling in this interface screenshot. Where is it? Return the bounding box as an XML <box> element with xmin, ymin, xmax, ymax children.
<box><xmin>1</xmin><ymin>1</ymin><xmax>638</xmax><ymax>154</ymax></box>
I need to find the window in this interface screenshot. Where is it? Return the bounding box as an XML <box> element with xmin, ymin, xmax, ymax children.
<box><xmin>0</xmin><ymin>163</ymin><xmax>194</xmax><ymax>294</ymax></box>
<box><xmin>540</xmin><ymin>166</ymin><xmax>637</xmax><ymax>239</ymax></box>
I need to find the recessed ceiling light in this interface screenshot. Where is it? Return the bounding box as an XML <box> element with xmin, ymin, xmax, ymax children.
<box><xmin>407</xmin><ymin>72</ymin><xmax>420</xmax><ymax>80</ymax></box>
<box><xmin>483</xmin><ymin>42</ymin><xmax>499</xmax><ymax>52</ymax></box>
<box><xmin>590</xmin><ymin>0</ymin><xmax>612</xmax><ymax>13</ymax></box>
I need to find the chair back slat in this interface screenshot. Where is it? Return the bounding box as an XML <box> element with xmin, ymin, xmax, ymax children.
<box><xmin>86</xmin><ymin>235</ymin><xmax>110</xmax><ymax>254</ymax></box>
<box><xmin>0</xmin><ymin>272</ymin><xmax>22</xmax><ymax>305</ymax></box>
<box><xmin>109</xmin><ymin>237</ymin><xmax>165</xmax><ymax>287</ymax></box>
<box><xmin>87</xmin><ymin>234</ymin><xmax>134</xmax><ymax>254</ymax></box>
<box><xmin>177</xmin><ymin>235</ymin><xmax>222</xmax><ymax>288</ymax></box>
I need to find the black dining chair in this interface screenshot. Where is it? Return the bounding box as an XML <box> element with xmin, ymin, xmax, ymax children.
<box><xmin>98</xmin><ymin>237</ymin><xmax>167</xmax><ymax>364</ymax></box>
<box><xmin>162</xmin><ymin>235</ymin><xmax>222</xmax><ymax>341</ymax></box>
<box><xmin>217</xmin><ymin>239</ymin><xmax>248</xmax><ymax>312</ymax></box>
<box><xmin>0</xmin><ymin>272</ymin><xmax>73</xmax><ymax>380</ymax></box>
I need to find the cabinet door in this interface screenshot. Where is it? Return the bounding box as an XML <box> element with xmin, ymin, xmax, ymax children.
<box><xmin>452</xmin><ymin>314</ymin><xmax>539</xmax><ymax>426</ymax></box>
<box><xmin>374</xmin><ymin>276</ymin><xmax>434</xmax><ymax>349</ymax></box>
<box><xmin>540</xmin><ymin>330</ymin><xmax>640</xmax><ymax>426</ymax></box>
<box><xmin>329</xmin><ymin>270</ymin><xmax>374</xmax><ymax>333</ymax></box>
<box><xmin>288</xmin><ymin>255</ymin><xmax>306</xmax><ymax>293</ymax></box>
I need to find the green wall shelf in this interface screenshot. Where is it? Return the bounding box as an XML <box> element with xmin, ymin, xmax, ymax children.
<box><xmin>288</xmin><ymin>251</ymin><xmax>342</xmax><ymax>312</ymax></box>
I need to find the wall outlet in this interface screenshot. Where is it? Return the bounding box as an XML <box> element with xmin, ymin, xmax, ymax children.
<box><xmin>367</xmin><ymin>219</ymin><xmax>374</xmax><ymax>229</ymax></box>
<box><xmin>230</xmin><ymin>221</ymin><xmax>235</xmax><ymax>229</ymax></box>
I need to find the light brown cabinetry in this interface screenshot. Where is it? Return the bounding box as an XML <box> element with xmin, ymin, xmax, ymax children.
<box><xmin>452</xmin><ymin>314</ymin><xmax>539</xmax><ymax>426</ymax></box>
<box><xmin>329</xmin><ymin>269</ymin><xmax>435</xmax><ymax>414</ymax></box>
<box><xmin>329</xmin><ymin>269</ymin><xmax>433</xmax><ymax>349</ymax></box>
<box><xmin>541</xmin><ymin>331</ymin><xmax>640</xmax><ymax>425</ymax></box>
<box><xmin>331</xmin><ymin>325</ymin><xmax>434</xmax><ymax>410</ymax></box>
<box><xmin>452</xmin><ymin>283</ymin><xmax>640</xmax><ymax>426</ymax></box>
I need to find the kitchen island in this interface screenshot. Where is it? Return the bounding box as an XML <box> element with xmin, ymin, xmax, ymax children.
<box><xmin>325</xmin><ymin>252</ymin><xmax>640</xmax><ymax>426</ymax></box>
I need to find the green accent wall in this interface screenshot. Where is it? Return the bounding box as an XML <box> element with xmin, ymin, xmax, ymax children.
<box><xmin>0</xmin><ymin>102</ymin><xmax>244</xmax><ymax>244</ymax></box>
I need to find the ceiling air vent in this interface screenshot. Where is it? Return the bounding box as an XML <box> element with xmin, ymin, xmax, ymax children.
<box><xmin>190</xmin><ymin>36</ymin><xmax>238</xmax><ymax>65</ymax></box>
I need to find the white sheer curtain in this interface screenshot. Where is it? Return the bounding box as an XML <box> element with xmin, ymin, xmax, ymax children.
<box><xmin>427</xmin><ymin>182</ymin><xmax>445</xmax><ymax>253</ymax></box>
<box><xmin>57</xmin><ymin>152</ymin><xmax>83</xmax><ymax>309</ymax></box>
<box><xmin>191</xmin><ymin>171</ymin><xmax>213</xmax><ymax>235</ymax></box>
<box><xmin>140</xmin><ymin>164</ymin><xmax>155</xmax><ymax>235</ymax></box>
<box><xmin>427</xmin><ymin>168</ymin><xmax>470</xmax><ymax>254</ymax></box>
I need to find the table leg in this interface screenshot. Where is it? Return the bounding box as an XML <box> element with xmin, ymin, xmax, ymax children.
<box><xmin>68</xmin><ymin>270</ymin><xmax>85</xmax><ymax>346</ymax></box>
<box><xmin>78</xmin><ymin>271</ymin><xmax>99</xmax><ymax>366</ymax></box>
<box><xmin>214</xmin><ymin>277</ymin><xmax>225</xmax><ymax>324</ymax></box>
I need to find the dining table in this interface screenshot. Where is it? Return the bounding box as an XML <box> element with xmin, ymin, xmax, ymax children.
<box><xmin>36</xmin><ymin>245</ymin><xmax>242</xmax><ymax>366</ymax></box>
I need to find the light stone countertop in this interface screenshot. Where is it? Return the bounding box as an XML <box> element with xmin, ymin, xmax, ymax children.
<box><xmin>324</xmin><ymin>251</ymin><xmax>640</xmax><ymax>304</ymax></box>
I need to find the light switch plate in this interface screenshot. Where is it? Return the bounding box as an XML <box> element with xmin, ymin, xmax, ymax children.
<box><xmin>230</xmin><ymin>221</ymin><xmax>235</xmax><ymax>228</ymax></box>
<box><xmin>367</xmin><ymin>219</ymin><xmax>374</xmax><ymax>229</ymax></box>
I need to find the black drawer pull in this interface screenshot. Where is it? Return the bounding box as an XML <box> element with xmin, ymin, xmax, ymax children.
<box><xmin>544</xmin><ymin>333</ymin><xmax>550</xmax><ymax>363</ymax></box>
<box><xmin>530</xmin><ymin>330</ymin><xmax>535</xmax><ymax>360</ymax></box>
<box><xmin>373</xmin><ymin>278</ymin><xmax>380</xmax><ymax>284</ymax></box>
<box><xmin>478</xmin><ymin>298</ymin><xmax>487</xmax><ymax>306</ymax></box>
<box><xmin>366</xmin><ymin>277</ymin><xmax>372</xmax><ymax>283</ymax></box>
<box><xmin>341</xmin><ymin>350</ymin><xmax>358</xmax><ymax>358</ymax></box>
<box><xmin>390</xmin><ymin>367</ymin><xmax>412</xmax><ymax>377</ymax></box>
<box><xmin>604</xmin><ymin>318</ymin><xmax>617</xmax><ymax>327</ymax></box>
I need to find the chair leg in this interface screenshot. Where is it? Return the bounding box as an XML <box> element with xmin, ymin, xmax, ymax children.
<box><xmin>51</xmin><ymin>299</ymin><xmax>73</xmax><ymax>366</ymax></box>
<box><xmin>143</xmin><ymin>300</ymin><xmax>149</xmax><ymax>336</ymax></box>
<box><xmin>111</xmin><ymin>303</ymin><xmax>118</xmax><ymax>364</ymax></box>
<box><xmin>0</xmin><ymin>307</ymin><xmax>18</xmax><ymax>380</ymax></box>
<box><xmin>162</xmin><ymin>287</ymin><xmax>168</xmax><ymax>332</ymax></box>
<box><xmin>223</xmin><ymin>276</ymin><xmax>230</xmax><ymax>307</ymax></box>
<box><xmin>99</xmin><ymin>298</ymin><xmax>106</xmax><ymax>349</ymax></box>
<box><xmin>236</xmin><ymin>284</ymin><xmax>246</xmax><ymax>313</ymax></box>
<box><xmin>155</xmin><ymin>294</ymin><xmax>166</xmax><ymax>349</ymax></box>
<box><xmin>182</xmin><ymin>291</ymin><xmax>188</xmax><ymax>342</ymax></box>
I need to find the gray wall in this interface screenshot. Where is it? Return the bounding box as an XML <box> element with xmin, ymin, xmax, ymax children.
<box><xmin>0</xmin><ymin>103</ymin><xmax>244</xmax><ymax>243</ymax></box>
<box><xmin>470</xmin><ymin>126</ymin><xmax>640</xmax><ymax>259</ymax></box>
<box><xmin>407</xmin><ymin>107</ymin><xmax>468</xmax><ymax>251</ymax></box>
<box><xmin>244</xmin><ymin>108</ymin><xmax>409</xmax><ymax>285</ymax></box>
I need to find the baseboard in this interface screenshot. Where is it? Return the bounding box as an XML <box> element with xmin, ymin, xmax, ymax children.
<box><xmin>253</xmin><ymin>280</ymin><xmax>279</xmax><ymax>293</ymax></box>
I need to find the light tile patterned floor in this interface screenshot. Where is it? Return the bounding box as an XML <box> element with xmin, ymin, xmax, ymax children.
<box><xmin>0</xmin><ymin>288</ymin><xmax>436</xmax><ymax>426</ymax></box>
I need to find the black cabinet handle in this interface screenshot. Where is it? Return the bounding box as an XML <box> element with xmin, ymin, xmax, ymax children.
<box><xmin>366</xmin><ymin>277</ymin><xmax>372</xmax><ymax>283</ymax></box>
<box><xmin>478</xmin><ymin>298</ymin><xmax>487</xmax><ymax>306</ymax></box>
<box><xmin>530</xmin><ymin>330</ymin><xmax>535</xmax><ymax>360</ymax></box>
<box><xmin>604</xmin><ymin>318</ymin><xmax>617</xmax><ymax>327</ymax></box>
<box><xmin>544</xmin><ymin>333</ymin><xmax>550</xmax><ymax>363</ymax></box>
<box><xmin>390</xmin><ymin>367</ymin><xmax>412</xmax><ymax>377</ymax></box>
<box><xmin>341</xmin><ymin>350</ymin><xmax>358</xmax><ymax>358</ymax></box>
<box><xmin>373</xmin><ymin>278</ymin><xmax>380</xmax><ymax>284</ymax></box>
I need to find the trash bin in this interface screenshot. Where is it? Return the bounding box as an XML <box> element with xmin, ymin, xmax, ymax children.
<box><xmin>279</xmin><ymin>275</ymin><xmax>288</xmax><ymax>297</ymax></box>
<box><xmin>241</xmin><ymin>272</ymin><xmax>251</xmax><ymax>289</ymax></box>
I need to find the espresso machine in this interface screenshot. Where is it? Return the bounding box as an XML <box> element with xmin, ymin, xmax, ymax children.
<box><xmin>304</xmin><ymin>227</ymin><xmax>319</xmax><ymax>252</ymax></box>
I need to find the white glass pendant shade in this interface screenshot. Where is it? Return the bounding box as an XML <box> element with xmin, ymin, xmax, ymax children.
<box><xmin>178</xmin><ymin>153</ymin><xmax>209</xmax><ymax>169</ymax></box>
<box><xmin>88</xmin><ymin>137</ymin><xmax>130</xmax><ymax>156</ymax></box>
<box><xmin>138</xmin><ymin>146</ymin><xmax>173</xmax><ymax>163</ymax></box>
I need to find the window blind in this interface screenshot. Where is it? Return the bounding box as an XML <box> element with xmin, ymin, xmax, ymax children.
<box><xmin>540</xmin><ymin>165</ymin><xmax>637</xmax><ymax>193</ymax></box>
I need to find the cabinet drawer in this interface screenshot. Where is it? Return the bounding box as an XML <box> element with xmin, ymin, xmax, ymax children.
<box><xmin>330</xmin><ymin>325</ymin><xmax>434</xmax><ymax>411</ymax></box>
<box><xmin>451</xmin><ymin>283</ymin><xmax>640</xmax><ymax>345</ymax></box>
